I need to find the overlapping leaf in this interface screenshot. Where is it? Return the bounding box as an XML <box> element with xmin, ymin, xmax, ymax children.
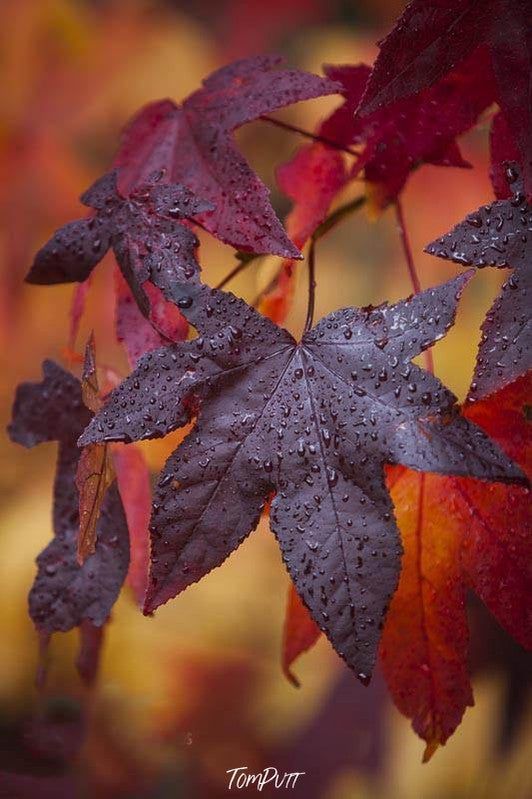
<box><xmin>259</xmin><ymin>141</ymin><xmax>347</xmax><ymax>323</ymax></box>
<box><xmin>318</xmin><ymin>50</ymin><xmax>495</xmax><ymax>209</ymax></box>
<box><xmin>357</xmin><ymin>0</ymin><xmax>532</xmax><ymax>196</ymax></box>
<box><xmin>79</xmin><ymin>279</ymin><xmax>524</xmax><ymax>679</ymax></box>
<box><xmin>114</xmin><ymin>56</ymin><xmax>339</xmax><ymax>256</ymax></box>
<box><xmin>425</xmin><ymin>166</ymin><xmax>531</xmax><ymax>399</ymax></box>
<box><xmin>27</xmin><ymin>169</ymin><xmax>211</xmax><ymax>318</ymax></box>
<box><xmin>8</xmin><ymin>361</ymin><xmax>129</xmax><ymax>638</ymax></box>
<box><xmin>381</xmin><ymin>374</ymin><xmax>531</xmax><ymax>758</ymax></box>
<box><xmin>283</xmin><ymin>375</ymin><xmax>530</xmax><ymax>753</ymax></box>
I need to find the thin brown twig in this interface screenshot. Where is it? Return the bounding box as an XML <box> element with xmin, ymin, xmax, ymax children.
<box><xmin>303</xmin><ymin>239</ymin><xmax>316</xmax><ymax>334</ymax></box>
<box><xmin>260</xmin><ymin>115</ymin><xmax>362</xmax><ymax>158</ymax></box>
<box><xmin>395</xmin><ymin>198</ymin><xmax>434</xmax><ymax>374</ymax></box>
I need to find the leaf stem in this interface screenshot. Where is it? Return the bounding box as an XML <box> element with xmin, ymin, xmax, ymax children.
<box><xmin>303</xmin><ymin>239</ymin><xmax>316</xmax><ymax>334</ymax></box>
<box><xmin>395</xmin><ymin>199</ymin><xmax>434</xmax><ymax>374</ymax></box>
<box><xmin>215</xmin><ymin>253</ymin><xmax>260</xmax><ymax>290</ymax></box>
<box><xmin>260</xmin><ymin>115</ymin><xmax>362</xmax><ymax>158</ymax></box>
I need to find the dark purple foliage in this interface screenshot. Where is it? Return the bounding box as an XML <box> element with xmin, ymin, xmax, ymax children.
<box><xmin>425</xmin><ymin>166</ymin><xmax>532</xmax><ymax>400</ymax></box>
<box><xmin>8</xmin><ymin>360</ymin><xmax>129</xmax><ymax>633</ymax></box>
<box><xmin>114</xmin><ymin>56</ymin><xmax>339</xmax><ymax>256</ymax></box>
<box><xmin>26</xmin><ymin>169</ymin><xmax>212</xmax><ymax>314</ymax></box>
<box><xmin>79</xmin><ymin>280</ymin><xmax>525</xmax><ymax>679</ymax></box>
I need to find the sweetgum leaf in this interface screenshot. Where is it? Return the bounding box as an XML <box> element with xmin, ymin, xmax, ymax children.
<box><xmin>425</xmin><ymin>166</ymin><xmax>532</xmax><ymax>399</ymax></box>
<box><xmin>357</xmin><ymin>0</ymin><xmax>532</xmax><ymax>196</ymax></box>
<box><xmin>381</xmin><ymin>374</ymin><xmax>531</xmax><ymax>756</ymax></box>
<box><xmin>114</xmin><ymin>56</ymin><xmax>339</xmax><ymax>257</ymax></box>
<box><xmin>79</xmin><ymin>279</ymin><xmax>525</xmax><ymax>679</ymax></box>
<box><xmin>114</xmin><ymin>269</ymin><xmax>189</xmax><ymax>367</ymax></box>
<box><xmin>7</xmin><ymin>361</ymin><xmax>129</xmax><ymax>634</ymax></box>
<box><xmin>27</xmin><ymin>169</ymin><xmax>212</xmax><ymax>313</ymax></box>
<box><xmin>320</xmin><ymin>50</ymin><xmax>495</xmax><ymax>209</ymax></box>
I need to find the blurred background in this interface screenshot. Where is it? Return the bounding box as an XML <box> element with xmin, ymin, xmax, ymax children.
<box><xmin>1</xmin><ymin>1</ymin><xmax>531</xmax><ymax>797</ymax></box>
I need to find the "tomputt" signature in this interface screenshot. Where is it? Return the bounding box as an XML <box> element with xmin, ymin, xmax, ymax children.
<box><xmin>226</xmin><ymin>767</ymin><xmax>306</xmax><ymax>791</ymax></box>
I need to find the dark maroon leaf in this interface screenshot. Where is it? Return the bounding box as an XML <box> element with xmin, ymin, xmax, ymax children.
<box><xmin>7</xmin><ymin>361</ymin><xmax>129</xmax><ymax>634</ymax></box>
<box><xmin>114</xmin><ymin>56</ymin><xmax>339</xmax><ymax>256</ymax></box>
<box><xmin>425</xmin><ymin>166</ymin><xmax>532</xmax><ymax>399</ymax></box>
<box><xmin>321</xmin><ymin>49</ymin><xmax>494</xmax><ymax>207</ymax></box>
<box><xmin>79</xmin><ymin>279</ymin><xmax>525</xmax><ymax>679</ymax></box>
<box><xmin>26</xmin><ymin>169</ymin><xmax>212</xmax><ymax>313</ymax></box>
<box><xmin>357</xmin><ymin>0</ymin><xmax>532</xmax><ymax>196</ymax></box>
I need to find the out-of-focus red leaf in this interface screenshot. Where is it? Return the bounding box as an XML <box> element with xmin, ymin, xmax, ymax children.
<box><xmin>282</xmin><ymin>584</ymin><xmax>321</xmax><ymax>687</ymax></box>
<box><xmin>357</xmin><ymin>0</ymin><xmax>532</xmax><ymax>197</ymax></box>
<box><xmin>112</xmin><ymin>443</ymin><xmax>151</xmax><ymax>606</ymax></box>
<box><xmin>115</xmin><ymin>57</ymin><xmax>338</xmax><ymax>257</ymax></box>
<box><xmin>114</xmin><ymin>269</ymin><xmax>188</xmax><ymax>367</ymax></box>
<box><xmin>260</xmin><ymin>141</ymin><xmax>347</xmax><ymax>324</ymax></box>
<box><xmin>277</xmin><ymin>142</ymin><xmax>347</xmax><ymax>251</ymax></box>
<box><xmin>69</xmin><ymin>279</ymin><xmax>91</xmax><ymax>350</ymax></box>
<box><xmin>460</xmin><ymin>375</ymin><xmax>531</xmax><ymax>648</ymax></box>
<box><xmin>321</xmin><ymin>49</ymin><xmax>495</xmax><ymax>210</ymax></box>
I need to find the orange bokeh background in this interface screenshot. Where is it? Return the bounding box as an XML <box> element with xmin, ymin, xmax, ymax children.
<box><xmin>1</xmin><ymin>2</ymin><xmax>530</xmax><ymax>797</ymax></box>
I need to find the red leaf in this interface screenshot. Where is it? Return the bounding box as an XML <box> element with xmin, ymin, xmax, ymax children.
<box><xmin>460</xmin><ymin>375</ymin><xmax>531</xmax><ymax>648</ymax></box>
<box><xmin>259</xmin><ymin>140</ymin><xmax>346</xmax><ymax>324</ymax></box>
<box><xmin>357</xmin><ymin>0</ymin><xmax>532</xmax><ymax>196</ymax></box>
<box><xmin>380</xmin><ymin>470</ymin><xmax>473</xmax><ymax>761</ymax></box>
<box><xmin>322</xmin><ymin>50</ymin><xmax>495</xmax><ymax>209</ymax></box>
<box><xmin>112</xmin><ymin>443</ymin><xmax>151</xmax><ymax>606</ymax></box>
<box><xmin>115</xmin><ymin>56</ymin><xmax>339</xmax><ymax>256</ymax></box>
<box><xmin>282</xmin><ymin>583</ymin><xmax>320</xmax><ymax>686</ymax></box>
<box><xmin>115</xmin><ymin>269</ymin><xmax>188</xmax><ymax>367</ymax></box>
<box><xmin>380</xmin><ymin>375</ymin><xmax>530</xmax><ymax>756</ymax></box>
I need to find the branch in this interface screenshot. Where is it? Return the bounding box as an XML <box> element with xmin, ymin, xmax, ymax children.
<box><xmin>395</xmin><ymin>199</ymin><xmax>434</xmax><ymax>374</ymax></box>
<box><xmin>261</xmin><ymin>115</ymin><xmax>362</xmax><ymax>158</ymax></box>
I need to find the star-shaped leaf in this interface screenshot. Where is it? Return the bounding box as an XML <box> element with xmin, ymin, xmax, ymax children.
<box><xmin>357</xmin><ymin>0</ymin><xmax>532</xmax><ymax>197</ymax></box>
<box><xmin>26</xmin><ymin>169</ymin><xmax>212</xmax><ymax>314</ymax></box>
<box><xmin>114</xmin><ymin>55</ymin><xmax>339</xmax><ymax>257</ymax></box>
<box><xmin>319</xmin><ymin>50</ymin><xmax>495</xmax><ymax>209</ymax></box>
<box><xmin>78</xmin><ymin>278</ymin><xmax>525</xmax><ymax>679</ymax></box>
<box><xmin>425</xmin><ymin>165</ymin><xmax>532</xmax><ymax>399</ymax></box>
<box><xmin>8</xmin><ymin>360</ymin><xmax>129</xmax><ymax>634</ymax></box>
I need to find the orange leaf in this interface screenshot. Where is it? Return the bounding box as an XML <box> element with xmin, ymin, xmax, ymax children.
<box><xmin>282</xmin><ymin>584</ymin><xmax>321</xmax><ymax>686</ymax></box>
<box><xmin>76</xmin><ymin>442</ymin><xmax>115</xmax><ymax>564</ymax></box>
<box><xmin>380</xmin><ymin>375</ymin><xmax>530</xmax><ymax>757</ymax></box>
<box><xmin>380</xmin><ymin>470</ymin><xmax>473</xmax><ymax>760</ymax></box>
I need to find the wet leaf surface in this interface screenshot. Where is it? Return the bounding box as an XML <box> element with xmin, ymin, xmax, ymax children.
<box><xmin>115</xmin><ymin>56</ymin><xmax>339</xmax><ymax>256</ymax></box>
<box><xmin>8</xmin><ymin>361</ymin><xmax>129</xmax><ymax>634</ymax></box>
<box><xmin>425</xmin><ymin>165</ymin><xmax>532</xmax><ymax>399</ymax></box>
<box><xmin>79</xmin><ymin>279</ymin><xmax>524</xmax><ymax>678</ymax></box>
